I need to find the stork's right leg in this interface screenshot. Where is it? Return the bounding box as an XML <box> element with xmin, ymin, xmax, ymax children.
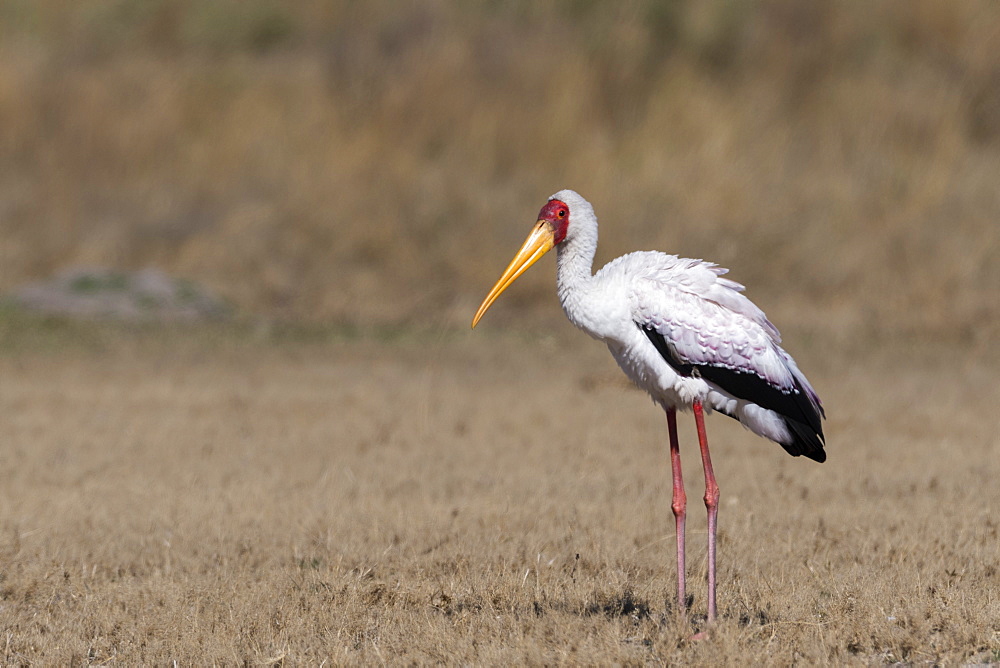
<box><xmin>692</xmin><ymin>400</ymin><xmax>719</xmax><ymax>623</ymax></box>
<box><xmin>666</xmin><ymin>407</ymin><xmax>687</xmax><ymax>613</ymax></box>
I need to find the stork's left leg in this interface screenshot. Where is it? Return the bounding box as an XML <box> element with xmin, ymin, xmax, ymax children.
<box><xmin>665</xmin><ymin>407</ymin><xmax>686</xmax><ymax>613</ymax></box>
<box><xmin>692</xmin><ymin>400</ymin><xmax>719</xmax><ymax>622</ymax></box>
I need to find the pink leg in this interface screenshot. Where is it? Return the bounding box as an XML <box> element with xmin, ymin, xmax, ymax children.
<box><xmin>692</xmin><ymin>401</ymin><xmax>719</xmax><ymax>622</ymax></box>
<box><xmin>665</xmin><ymin>408</ymin><xmax>686</xmax><ymax>612</ymax></box>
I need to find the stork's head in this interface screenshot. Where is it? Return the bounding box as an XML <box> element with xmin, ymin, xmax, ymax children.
<box><xmin>471</xmin><ymin>190</ymin><xmax>589</xmax><ymax>328</ymax></box>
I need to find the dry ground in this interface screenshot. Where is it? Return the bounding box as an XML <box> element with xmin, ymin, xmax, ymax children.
<box><xmin>1</xmin><ymin>321</ymin><xmax>997</xmax><ymax>664</ymax></box>
<box><xmin>2</xmin><ymin>3</ymin><xmax>998</xmax><ymax>663</ymax></box>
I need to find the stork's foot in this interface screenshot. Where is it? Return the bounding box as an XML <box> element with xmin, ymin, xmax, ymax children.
<box><xmin>686</xmin><ymin>612</ymin><xmax>716</xmax><ymax>641</ymax></box>
<box><xmin>688</xmin><ymin>628</ymin><xmax>712</xmax><ymax>642</ymax></box>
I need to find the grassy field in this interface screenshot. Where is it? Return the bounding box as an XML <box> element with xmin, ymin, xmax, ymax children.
<box><xmin>1</xmin><ymin>0</ymin><xmax>999</xmax><ymax>664</ymax></box>
<box><xmin>1</xmin><ymin>1</ymin><xmax>998</xmax><ymax>337</ymax></box>
<box><xmin>0</xmin><ymin>319</ymin><xmax>997</xmax><ymax>664</ymax></box>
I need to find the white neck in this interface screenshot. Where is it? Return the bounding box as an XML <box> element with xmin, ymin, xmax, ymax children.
<box><xmin>555</xmin><ymin>210</ymin><xmax>600</xmax><ymax>336</ymax></box>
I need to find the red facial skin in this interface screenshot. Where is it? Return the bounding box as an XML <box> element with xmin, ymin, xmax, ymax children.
<box><xmin>538</xmin><ymin>199</ymin><xmax>570</xmax><ymax>244</ymax></box>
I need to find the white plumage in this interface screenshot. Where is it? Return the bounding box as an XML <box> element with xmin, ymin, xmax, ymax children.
<box><xmin>547</xmin><ymin>189</ymin><xmax>824</xmax><ymax>458</ymax></box>
<box><xmin>472</xmin><ymin>189</ymin><xmax>826</xmax><ymax>627</ymax></box>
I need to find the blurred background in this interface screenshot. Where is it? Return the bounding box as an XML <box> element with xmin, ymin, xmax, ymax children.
<box><xmin>1</xmin><ymin>0</ymin><xmax>997</xmax><ymax>344</ymax></box>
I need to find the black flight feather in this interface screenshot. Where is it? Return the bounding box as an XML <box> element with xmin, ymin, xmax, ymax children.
<box><xmin>639</xmin><ymin>323</ymin><xmax>826</xmax><ymax>462</ymax></box>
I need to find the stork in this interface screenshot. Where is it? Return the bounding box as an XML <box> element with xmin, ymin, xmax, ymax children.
<box><xmin>472</xmin><ymin>190</ymin><xmax>825</xmax><ymax>624</ymax></box>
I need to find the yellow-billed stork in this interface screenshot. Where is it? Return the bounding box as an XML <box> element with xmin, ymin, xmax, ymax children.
<box><xmin>472</xmin><ymin>190</ymin><xmax>826</xmax><ymax>624</ymax></box>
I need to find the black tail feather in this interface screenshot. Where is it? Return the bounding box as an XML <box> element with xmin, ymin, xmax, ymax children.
<box><xmin>781</xmin><ymin>418</ymin><xmax>826</xmax><ymax>462</ymax></box>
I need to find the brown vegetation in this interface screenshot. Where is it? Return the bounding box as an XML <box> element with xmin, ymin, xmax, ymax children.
<box><xmin>1</xmin><ymin>2</ymin><xmax>999</xmax><ymax>663</ymax></box>
<box><xmin>0</xmin><ymin>1</ymin><xmax>998</xmax><ymax>339</ymax></box>
<box><xmin>0</xmin><ymin>327</ymin><xmax>998</xmax><ymax>663</ymax></box>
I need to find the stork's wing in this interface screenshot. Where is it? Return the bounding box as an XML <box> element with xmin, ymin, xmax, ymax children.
<box><xmin>638</xmin><ymin>323</ymin><xmax>824</xmax><ymax>435</ymax></box>
<box><xmin>626</xmin><ymin>253</ymin><xmax>825</xmax><ymax>459</ymax></box>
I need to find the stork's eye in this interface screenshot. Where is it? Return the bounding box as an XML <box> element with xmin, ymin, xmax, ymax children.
<box><xmin>558</xmin><ymin>209</ymin><xmax>567</xmax><ymax>218</ymax></box>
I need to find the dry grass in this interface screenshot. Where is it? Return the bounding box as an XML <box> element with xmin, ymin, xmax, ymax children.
<box><xmin>0</xmin><ymin>1</ymin><xmax>998</xmax><ymax>339</ymax></box>
<box><xmin>1</xmin><ymin>2</ymin><xmax>999</xmax><ymax>663</ymax></box>
<box><xmin>0</xmin><ymin>322</ymin><xmax>998</xmax><ymax>664</ymax></box>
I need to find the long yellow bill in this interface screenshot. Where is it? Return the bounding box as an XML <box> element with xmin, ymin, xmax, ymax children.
<box><xmin>471</xmin><ymin>220</ymin><xmax>556</xmax><ymax>328</ymax></box>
